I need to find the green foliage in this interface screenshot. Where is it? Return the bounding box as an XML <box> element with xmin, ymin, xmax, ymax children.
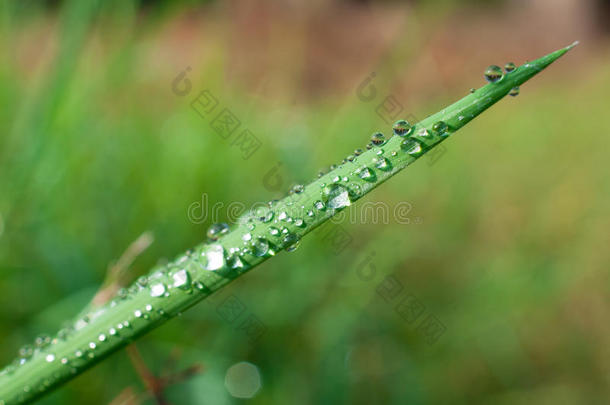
<box><xmin>0</xmin><ymin>44</ymin><xmax>576</xmax><ymax>404</ymax></box>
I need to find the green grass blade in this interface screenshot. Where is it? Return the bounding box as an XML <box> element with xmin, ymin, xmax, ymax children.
<box><xmin>0</xmin><ymin>42</ymin><xmax>577</xmax><ymax>405</ymax></box>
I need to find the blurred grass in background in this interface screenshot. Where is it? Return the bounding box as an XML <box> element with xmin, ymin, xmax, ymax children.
<box><xmin>0</xmin><ymin>0</ymin><xmax>609</xmax><ymax>403</ymax></box>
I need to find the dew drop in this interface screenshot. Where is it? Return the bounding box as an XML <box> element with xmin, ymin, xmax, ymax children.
<box><xmin>371</xmin><ymin>132</ymin><xmax>386</xmax><ymax>146</ymax></box>
<box><xmin>357</xmin><ymin>167</ymin><xmax>375</xmax><ymax>181</ymax></box>
<box><xmin>484</xmin><ymin>65</ymin><xmax>504</xmax><ymax>83</ymax></box>
<box><xmin>204</xmin><ymin>244</ymin><xmax>226</xmax><ymax>270</ymax></box>
<box><xmin>432</xmin><ymin>121</ymin><xmax>449</xmax><ymax>136</ymax></box>
<box><xmin>242</xmin><ymin>233</ymin><xmax>252</xmax><ymax>241</ymax></box>
<box><xmin>269</xmin><ymin>227</ymin><xmax>280</xmax><ymax>236</ymax></box>
<box><xmin>98</xmin><ymin>334</ymin><xmax>106</xmax><ymax>342</ymax></box>
<box><xmin>261</xmin><ymin>210</ymin><xmax>274</xmax><ymax>223</ymax></box>
<box><xmin>150</xmin><ymin>283</ymin><xmax>167</xmax><ymax>298</ymax></box>
<box><xmin>354</xmin><ymin>148</ymin><xmax>363</xmax><ymax>156</ymax></box>
<box><xmin>45</xmin><ymin>354</ymin><xmax>55</xmax><ymax>363</ymax></box>
<box><xmin>134</xmin><ymin>310</ymin><xmax>143</xmax><ymax>318</ymax></box>
<box><xmin>374</xmin><ymin>157</ymin><xmax>391</xmax><ymax>171</ymax></box>
<box><xmin>226</xmin><ymin>252</ymin><xmax>245</xmax><ymax>269</ymax></box>
<box><xmin>401</xmin><ymin>139</ymin><xmax>424</xmax><ymax>156</ymax></box>
<box><xmin>172</xmin><ymin>269</ymin><xmax>191</xmax><ymax>289</ymax></box>
<box><xmin>290</xmin><ymin>184</ymin><xmax>304</xmax><ymax>194</ymax></box>
<box><xmin>469</xmin><ymin>88</ymin><xmax>476</xmax><ymax>94</ymax></box>
<box><xmin>294</xmin><ymin>218</ymin><xmax>304</xmax><ymax>227</ymax></box>
<box><xmin>414</xmin><ymin>128</ymin><xmax>432</xmax><ymax>139</ymax></box>
<box><xmin>18</xmin><ymin>345</ymin><xmax>34</xmax><ymax>359</ymax></box>
<box><xmin>283</xmin><ymin>233</ymin><xmax>301</xmax><ymax>252</ymax></box>
<box><xmin>251</xmin><ymin>238</ymin><xmax>270</xmax><ymax>257</ymax></box>
<box><xmin>323</xmin><ymin>184</ymin><xmax>351</xmax><ymax>209</ymax></box>
<box><xmin>504</xmin><ymin>62</ymin><xmax>516</xmax><ymax>73</ymax></box>
<box><xmin>346</xmin><ymin>155</ymin><xmax>355</xmax><ymax>162</ymax></box>
<box><xmin>207</xmin><ymin>223</ymin><xmax>229</xmax><ymax>241</ymax></box>
<box><xmin>35</xmin><ymin>335</ymin><xmax>51</xmax><ymax>348</ymax></box>
<box><xmin>509</xmin><ymin>86</ymin><xmax>520</xmax><ymax>97</ymax></box>
<box><xmin>392</xmin><ymin>120</ymin><xmax>413</xmax><ymax>136</ymax></box>
<box><xmin>314</xmin><ymin>201</ymin><xmax>326</xmax><ymax>211</ymax></box>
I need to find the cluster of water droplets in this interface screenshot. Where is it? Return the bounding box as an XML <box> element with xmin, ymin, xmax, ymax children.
<box><xmin>483</xmin><ymin>61</ymin><xmax>520</xmax><ymax>96</ymax></box>
<box><xmin>0</xmin><ymin>71</ymin><xmax>470</xmax><ymax>404</ymax></box>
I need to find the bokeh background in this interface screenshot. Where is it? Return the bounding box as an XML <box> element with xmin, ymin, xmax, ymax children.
<box><xmin>1</xmin><ymin>0</ymin><xmax>609</xmax><ymax>404</ymax></box>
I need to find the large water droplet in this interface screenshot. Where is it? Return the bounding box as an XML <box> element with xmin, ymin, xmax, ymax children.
<box><xmin>374</xmin><ymin>157</ymin><xmax>391</xmax><ymax>171</ymax></box>
<box><xmin>357</xmin><ymin>167</ymin><xmax>375</xmax><ymax>181</ymax></box>
<box><xmin>509</xmin><ymin>86</ymin><xmax>520</xmax><ymax>97</ymax></box>
<box><xmin>401</xmin><ymin>139</ymin><xmax>424</xmax><ymax>156</ymax></box>
<box><xmin>504</xmin><ymin>62</ymin><xmax>516</xmax><ymax>73</ymax></box>
<box><xmin>203</xmin><ymin>244</ymin><xmax>226</xmax><ymax>270</ymax></box>
<box><xmin>207</xmin><ymin>223</ymin><xmax>229</xmax><ymax>241</ymax></box>
<box><xmin>432</xmin><ymin>121</ymin><xmax>449</xmax><ymax>136</ymax></box>
<box><xmin>484</xmin><ymin>65</ymin><xmax>504</xmax><ymax>83</ymax></box>
<box><xmin>172</xmin><ymin>269</ymin><xmax>191</xmax><ymax>289</ymax></box>
<box><xmin>414</xmin><ymin>128</ymin><xmax>432</xmax><ymax>139</ymax></box>
<box><xmin>226</xmin><ymin>252</ymin><xmax>245</xmax><ymax>269</ymax></box>
<box><xmin>392</xmin><ymin>120</ymin><xmax>413</xmax><ymax>136</ymax></box>
<box><xmin>371</xmin><ymin>132</ymin><xmax>386</xmax><ymax>146</ymax></box>
<box><xmin>150</xmin><ymin>283</ymin><xmax>167</xmax><ymax>298</ymax></box>
<box><xmin>283</xmin><ymin>233</ymin><xmax>301</xmax><ymax>252</ymax></box>
<box><xmin>323</xmin><ymin>184</ymin><xmax>351</xmax><ymax>209</ymax></box>
<box><xmin>251</xmin><ymin>238</ymin><xmax>270</xmax><ymax>257</ymax></box>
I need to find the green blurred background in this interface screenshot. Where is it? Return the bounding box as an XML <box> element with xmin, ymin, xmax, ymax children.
<box><xmin>1</xmin><ymin>0</ymin><xmax>609</xmax><ymax>404</ymax></box>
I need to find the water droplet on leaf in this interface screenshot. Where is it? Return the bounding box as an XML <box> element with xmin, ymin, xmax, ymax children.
<box><xmin>207</xmin><ymin>223</ymin><xmax>229</xmax><ymax>241</ymax></box>
<box><xmin>172</xmin><ymin>269</ymin><xmax>191</xmax><ymax>289</ymax></box>
<box><xmin>432</xmin><ymin>121</ymin><xmax>449</xmax><ymax>136</ymax></box>
<box><xmin>203</xmin><ymin>244</ymin><xmax>226</xmax><ymax>270</ymax></box>
<box><xmin>401</xmin><ymin>139</ymin><xmax>424</xmax><ymax>156</ymax></box>
<box><xmin>251</xmin><ymin>238</ymin><xmax>270</xmax><ymax>257</ymax></box>
<box><xmin>150</xmin><ymin>283</ymin><xmax>167</xmax><ymax>298</ymax></box>
<box><xmin>374</xmin><ymin>157</ymin><xmax>391</xmax><ymax>171</ymax></box>
<box><xmin>357</xmin><ymin>167</ymin><xmax>375</xmax><ymax>181</ymax></box>
<box><xmin>283</xmin><ymin>233</ymin><xmax>301</xmax><ymax>252</ymax></box>
<box><xmin>484</xmin><ymin>65</ymin><xmax>504</xmax><ymax>83</ymax></box>
<box><xmin>392</xmin><ymin>120</ymin><xmax>413</xmax><ymax>136</ymax></box>
<box><xmin>371</xmin><ymin>132</ymin><xmax>386</xmax><ymax>145</ymax></box>
<box><xmin>323</xmin><ymin>184</ymin><xmax>351</xmax><ymax>209</ymax></box>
